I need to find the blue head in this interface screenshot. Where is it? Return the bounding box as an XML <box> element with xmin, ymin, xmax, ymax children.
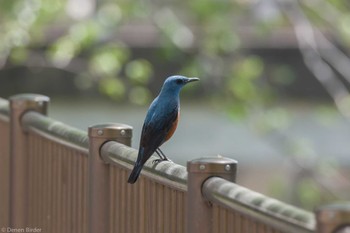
<box><xmin>159</xmin><ymin>75</ymin><xmax>199</xmax><ymax>97</ymax></box>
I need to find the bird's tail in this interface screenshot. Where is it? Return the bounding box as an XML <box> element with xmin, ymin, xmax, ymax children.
<box><xmin>128</xmin><ymin>161</ymin><xmax>143</xmax><ymax>184</ymax></box>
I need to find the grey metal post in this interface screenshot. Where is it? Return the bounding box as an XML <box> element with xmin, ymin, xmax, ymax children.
<box><xmin>186</xmin><ymin>156</ymin><xmax>237</xmax><ymax>233</ymax></box>
<box><xmin>316</xmin><ymin>203</ymin><xmax>350</xmax><ymax>233</ymax></box>
<box><xmin>88</xmin><ymin>123</ymin><xmax>132</xmax><ymax>233</ymax></box>
<box><xmin>9</xmin><ymin>94</ymin><xmax>49</xmax><ymax>228</ymax></box>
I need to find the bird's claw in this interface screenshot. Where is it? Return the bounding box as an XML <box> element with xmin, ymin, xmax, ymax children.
<box><xmin>152</xmin><ymin>159</ymin><xmax>162</xmax><ymax>164</ymax></box>
<box><xmin>152</xmin><ymin>158</ymin><xmax>172</xmax><ymax>164</ymax></box>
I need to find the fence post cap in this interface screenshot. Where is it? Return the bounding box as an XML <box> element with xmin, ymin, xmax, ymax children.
<box><xmin>9</xmin><ymin>93</ymin><xmax>50</xmax><ymax>109</ymax></box>
<box><xmin>88</xmin><ymin>123</ymin><xmax>133</xmax><ymax>138</ymax></box>
<box><xmin>10</xmin><ymin>93</ymin><xmax>50</xmax><ymax>101</ymax></box>
<box><xmin>187</xmin><ymin>155</ymin><xmax>237</xmax><ymax>173</ymax></box>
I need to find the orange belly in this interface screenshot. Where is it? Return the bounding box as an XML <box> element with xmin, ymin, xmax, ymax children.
<box><xmin>165</xmin><ymin>112</ymin><xmax>179</xmax><ymax>141</ymax></box>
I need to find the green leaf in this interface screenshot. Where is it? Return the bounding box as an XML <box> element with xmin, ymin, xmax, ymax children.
<box><xmin>69</xmin><ymin>21</ymin><xmax>98</xmax><ymax>49</ymax></box>
<box><xmin>90</xmin><ymin>51</ymin><xmax>121</xmax><ymax>76</ymax></box>
<box><xmin>125</xmin><ymin>59</ymin><xmax>153</xmax><ymax>84</ymax></box>
<box><xmin>99</xmin><ymin>77</ymin><xmax>125</xmax><ymax>100</ymax></box>
<box><xmin>89</xmin><ymin>43</ymin><xmax>130</xmax><ymax>76</ymax></box>
<box><xmin>48</xmin><ymin>37</ymin><xmax>77</xmax><ymax>67</ymax></box>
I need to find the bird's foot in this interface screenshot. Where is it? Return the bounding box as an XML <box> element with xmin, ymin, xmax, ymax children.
<box><xmin>155</xmin><ymin>149</ymin><xmax>173</xmax><ymax>162</ymax></box>
<box><xmin>152</xmin><ymin>158</ymin><xmax>172</xmax><ymax>164</ymax></box>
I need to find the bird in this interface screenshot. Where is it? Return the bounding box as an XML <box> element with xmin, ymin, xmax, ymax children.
<box><xmin>127</xmin><ymin>75</ymin><xmax>199</xmax><ymax>184</ymax></box>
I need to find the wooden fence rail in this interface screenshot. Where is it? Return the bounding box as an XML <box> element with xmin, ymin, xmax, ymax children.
<box><xmin>0</xmin><ymin>93</ymin><xmax>349</xmax><ymax>233</ymax></box>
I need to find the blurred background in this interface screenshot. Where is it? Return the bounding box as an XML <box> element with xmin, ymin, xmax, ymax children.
<box><xmin>1</xmin><ymin>0</ymin><xmax>350</xmax><ymax>210</ymax></box>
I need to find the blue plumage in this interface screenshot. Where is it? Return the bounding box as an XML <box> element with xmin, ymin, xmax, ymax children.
<box><xmin>128</xmin><ymin>75</ymin><xmax>199</xmax><ymax>184</ymax></box>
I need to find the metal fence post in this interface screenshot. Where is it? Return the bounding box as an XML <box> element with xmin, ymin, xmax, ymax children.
<box><xmin>88</xmin><ymin>123</ymin><xmax>132</xmax><ymax>233</ymax></box>
<box><xmin>316</xmin><ymin>203</ymin><xmax>350</xmax><ymax>233</ymax></box>
<box><xmin>9</xmin><ymin>94</ymin><xmax>49</xmax><ymax>228</ymax></box>
<box><xmin>186</xmin><ymin>156</ymin><xmax>237</xmax><ymax>233</ymax></box>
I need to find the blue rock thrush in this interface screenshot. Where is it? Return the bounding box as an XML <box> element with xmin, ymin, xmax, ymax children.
<box><xmin>128</xmin><ymin>75</ymin><xmax>199</xmax><ymax>183</ymax></box>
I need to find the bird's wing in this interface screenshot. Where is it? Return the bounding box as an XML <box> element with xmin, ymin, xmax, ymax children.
<box><xmin>138</xmin><ymin>106</ymin><xmax>178</xmax><ymax>164</ymax></box>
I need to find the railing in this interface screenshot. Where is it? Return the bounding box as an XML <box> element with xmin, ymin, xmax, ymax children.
<box><xmin>0</xmin><ymin>94</ymin><xmax>349</xmax><ymax>233</ymax></box>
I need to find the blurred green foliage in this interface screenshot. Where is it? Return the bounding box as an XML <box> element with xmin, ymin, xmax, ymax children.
<box><xmin>0</xmin><ymin>0</ymin><xmax>273</xmax><ymax>108</ymax></box>
<box><xmin>1</xmin><ymin>0</ymin><xmax>350</xmax><ymax>209</ymax></box>
<box><xmin>3</xmin><ymin>0</ymin><xmax>348</xmax><ymax>108</ymax></box>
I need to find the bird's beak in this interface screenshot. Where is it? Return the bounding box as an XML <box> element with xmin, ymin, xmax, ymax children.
<box><xmin>185</xmin><ymin>77</ymin><xmax>200</xmax><ymax>83</ymax></box>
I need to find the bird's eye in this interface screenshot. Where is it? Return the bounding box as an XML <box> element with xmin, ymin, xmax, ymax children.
<box><xmin>176</xmin><ymin>79</ymin><xmax>183</xmax><ymax>85</ymax></box>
